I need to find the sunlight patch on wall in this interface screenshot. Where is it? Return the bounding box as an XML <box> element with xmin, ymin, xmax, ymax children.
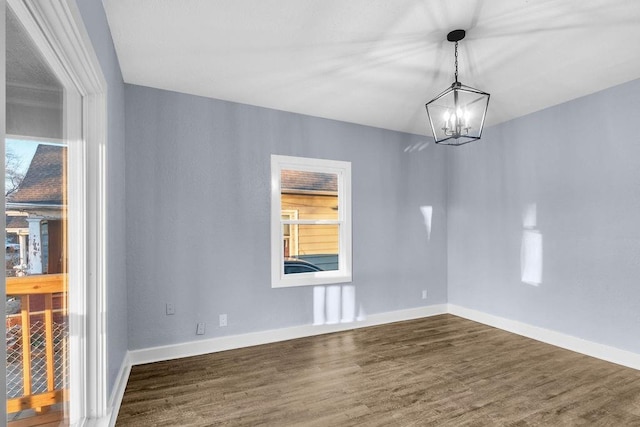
<box><xmin>521</xmin><ymin>203</ymin><xmax>543</xmax><ymax>286</ymax></box>
<box><xmin>403</xmin><ymin>141</ymin><xmax>430</xmax><ymax>152</ymax></box>
<box><xmin>313</xmin><ymin>284</ymin><xmax>357</xmax><ymax>325</ymax></box>
<box><xmin>420</xmin><ymin>206</ymin><xmax>433</xmax><ymax>240</ymax></box>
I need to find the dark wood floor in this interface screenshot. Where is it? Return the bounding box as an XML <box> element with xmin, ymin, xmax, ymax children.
<box><xmin>116</xmin><ymin>314</ymin><xmax>640</xmax><ymax>426</ymax></box>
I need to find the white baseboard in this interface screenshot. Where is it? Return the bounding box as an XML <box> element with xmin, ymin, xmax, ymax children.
<box><xmin>448</xmin><ymin>304</ymin><xmax>640</xmax><ymax>371</ymax></box>
<box><xmin>106</xmin><ymin>352</ymin><xmax>132</xmax><ymax>427</ymax></box>
<box><xmin>83</xmin><ymin>352</ymin><xmax>132</xmax><ymax>427</ymax></box>
<box><xmin>128</xmin><ymin>304</ymin><xmax>448</xmax><ymax>366</ymax></box>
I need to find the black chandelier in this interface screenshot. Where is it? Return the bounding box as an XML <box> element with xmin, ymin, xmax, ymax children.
<box><xmin>425</xmin><ymin>29</ymin><xmax>490</xmax><ymax>146</ymax></box>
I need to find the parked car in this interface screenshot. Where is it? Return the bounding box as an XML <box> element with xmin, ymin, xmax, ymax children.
<box><xmin>284</xmin><ymin>258</ymin><xmax>323</xmax><ymax>274</ymax></box>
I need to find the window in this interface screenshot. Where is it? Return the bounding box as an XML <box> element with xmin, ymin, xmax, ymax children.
<box><xmin>271</xmin><ymin>155</ymin><xmax>352</xmax><ymax>288</ymax></box>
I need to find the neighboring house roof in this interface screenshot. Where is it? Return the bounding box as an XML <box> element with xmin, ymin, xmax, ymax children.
<box><xmin>281</xmin><ymin>170</ymin><xmax>337</xmax><ymax>193</ymax></box>
<box><xmin>8</xmin><ymin>144</ymin><xmax>66</xmax><ymax>205</ymax></box>
<box><xmin>6</xmin><ymin>215</ymin><xmax>28</xmax><ymax>230</ymax></box>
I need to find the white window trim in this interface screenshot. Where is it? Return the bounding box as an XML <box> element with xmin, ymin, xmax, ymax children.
<box><xmin>281</xmin><ymin>209</ymin><xmax>299</xmax><ymax>257</ymax></box>
<box><xmin>271</xmin><ymin>155</ymin><xmax>352</xmax><ymax>288</ymax></box>
<box><xmin>7</xmin><ymin>0</ymin><xmax>108</xmax><ymax>424</ymax></box>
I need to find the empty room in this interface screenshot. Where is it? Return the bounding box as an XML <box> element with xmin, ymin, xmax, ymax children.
<box><xmin>3</xmin><ymin>0</ymin><xmax>640</xmax><ymax>426</ymax></box>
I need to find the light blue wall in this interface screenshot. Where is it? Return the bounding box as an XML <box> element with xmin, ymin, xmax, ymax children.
<box><xmin>124</xmin><ymin>85</ymin><xmax>448</xmax><ymax>350</ymax></box>
<box><xmin>75</xmin><ymin>0</ymin><xmax>128</xmax><ymax>397</ymax></box>
<box><xmin>447</xmin><ymin>78</ymin><xmax>640</xmax><ymax>354</ymax></box>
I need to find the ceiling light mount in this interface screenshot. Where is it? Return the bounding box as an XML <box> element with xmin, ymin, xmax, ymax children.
<box><xmin>426</xmin><ymin>29</ymin><xmax>490</xmax><ymax>146</ymax></box>
<box><xmin>446</xmin><ymin>29</ymin><xmax>466</xmax><ymax>43</ymax></box>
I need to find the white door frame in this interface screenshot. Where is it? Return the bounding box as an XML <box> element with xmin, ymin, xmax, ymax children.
<box><xmin>1</xmin><ymin>0</ymin><xmax>7</xmax><ymax>420</ymax></box>
<box><xmin>6</xmin><ymin>0</ymin><xmax>107</xmax><ymax>424</ymax></box>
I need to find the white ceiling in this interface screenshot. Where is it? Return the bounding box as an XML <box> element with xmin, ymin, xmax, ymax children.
<box><xmin>104</xmin><ymin>0</ymin><xmax>640</xmax><ymax>136</ymax></box>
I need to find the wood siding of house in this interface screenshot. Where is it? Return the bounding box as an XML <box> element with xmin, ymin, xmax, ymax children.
<box><xmin>281</xmin><ymin>193</ymin><xmax>338</xmax><ymax>257</ymax></box>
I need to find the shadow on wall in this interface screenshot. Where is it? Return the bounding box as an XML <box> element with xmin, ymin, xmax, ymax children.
<box><xmin>521</xmin><ymin>203</ymin><xmax>543</xmax><ymax>286</ymax></box>
<box><xmin>313</xmin><ymin>285</ymin><xmax>364</xmax><ymax>325</ymax></box>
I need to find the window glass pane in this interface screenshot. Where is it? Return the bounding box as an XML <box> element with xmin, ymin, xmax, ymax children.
<box><xmin>281</xmin><ymin>170</ymin><xmax>338</xmax><ymax>220</ymax></box>
<box><xmin>284</xmin><ymin>224</ymin><xmax>339</xmax><ymax>274</ymax></box>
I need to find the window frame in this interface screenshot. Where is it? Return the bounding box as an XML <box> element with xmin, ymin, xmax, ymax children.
<box><xmin>271</xmin><ymin>155</ymin><xmax>352</xmax><ymax>288</ymax></box>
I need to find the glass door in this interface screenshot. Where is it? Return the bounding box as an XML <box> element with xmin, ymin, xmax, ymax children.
<box><xmin>5</xmin><ymin>6</ymin><xmax>69</xmax><ymax>425</ymax></box>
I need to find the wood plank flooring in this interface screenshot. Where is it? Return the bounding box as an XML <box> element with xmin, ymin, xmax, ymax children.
<box><xmin>116</xmin><ymin>315</ymin><xmax>640</xmax><ymax>426</ymax></box>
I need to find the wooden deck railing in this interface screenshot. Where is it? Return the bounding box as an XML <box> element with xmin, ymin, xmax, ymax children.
<box><xmin>6</xmin><ymin>274</ymin><xmax>67</xmax><ymax>421</ymax></box>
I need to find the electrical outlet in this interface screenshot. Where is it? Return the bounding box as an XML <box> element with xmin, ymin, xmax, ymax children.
<box><xmin>196</xmin><ymin>322</ymin><xmax>206</xmax><ymax>335</ymax></box>
<box><xmin>219</xmin><ymin>314</ymin><xmax>227</xmax><ymax>327</ymax></box>
<box><xmin>422</xmin><ymin>290</ymin><xmax>428</xmax><ymax>300</ymax></box>
<box><xmin>166</xmin><ymin>303</ymin><xmax>175</xmax><ymax>315</ymax></box>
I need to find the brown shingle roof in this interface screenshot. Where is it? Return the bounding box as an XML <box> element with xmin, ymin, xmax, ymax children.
<box><xmin>281</xmin><ymin>170</ymin><xmax>337</xmax><ymax>192</ymax></box>
<box><xmin>6</xmin><ymin>215</ymin><xmax>28</xmax><ymax>229</ymax></box>
<box><xmin>8</xmin><ymin>144</ymin><xmax>65</xmax><ymax>205</ymax></box>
